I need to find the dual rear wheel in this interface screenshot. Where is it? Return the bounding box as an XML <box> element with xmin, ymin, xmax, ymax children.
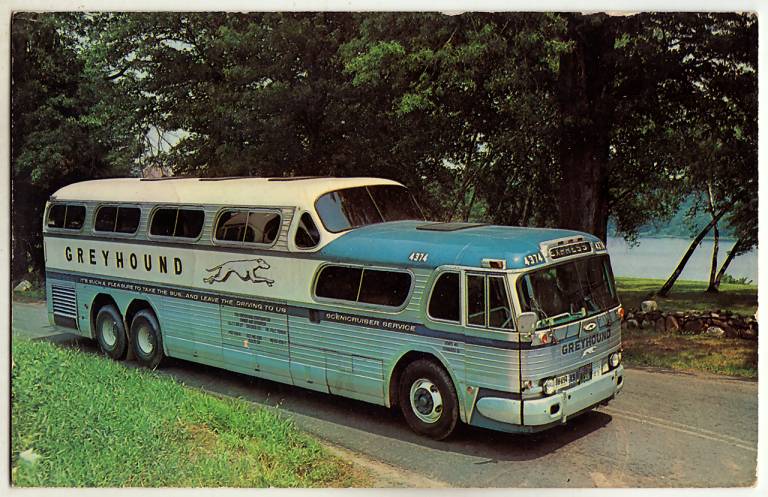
<box><xmin>94</xmin><ymin>305</ymin><xmax>164</xmax><ymax>369</ymax></box>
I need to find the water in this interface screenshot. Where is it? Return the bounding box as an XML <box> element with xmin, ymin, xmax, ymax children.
<box><xmin>607</xmin><ymin>236</ymin><xmax>758</xmax><ymax>283</ymax></box>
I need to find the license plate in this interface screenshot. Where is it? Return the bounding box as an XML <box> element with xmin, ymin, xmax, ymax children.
<box><xmin>554</xmin><ymin>364</ymin><xmax>592</xmax><ymax>391</ymax></box>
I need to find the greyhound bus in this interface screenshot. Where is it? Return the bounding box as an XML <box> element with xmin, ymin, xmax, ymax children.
<box><xmin>43</xmin><ymin>177</ymin><xmax>624</xmax><ymax>439</ymax></box>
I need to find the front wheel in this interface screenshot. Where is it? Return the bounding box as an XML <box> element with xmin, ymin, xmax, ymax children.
<box><xmin>398</xmin><ymin>359</ymin><xmax>459</xmax><ymax>440</ymax></box>
<box><xmin>130</xmin><ymin>310</ymin><xmax>165</xmax><ymax>369</ymax></box>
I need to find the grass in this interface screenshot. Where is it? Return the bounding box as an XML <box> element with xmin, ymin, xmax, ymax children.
<box><xmin>622</xmin><ymin>326</ymin><xmax>758</xmax><ymax>379</ymax></box>
<box><xmin>616</xmin><ymin>277</ymin><xmax>757</xmax><ymax>316</ymax></box>
<box><xmin>615</xmin><ymin>277</ymin><xmax>758</xmax><ymax>378</ymax></box>
<box><xmin>11</xmin><ymin>339</ymin><xmax>370</xmax><ymax>487</ymax></box>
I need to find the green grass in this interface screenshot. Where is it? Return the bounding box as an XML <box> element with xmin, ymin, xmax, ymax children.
<box><xmin>616</xmin><ymin>277</ymin><xmax>757</xmax><ymax>316</ymax></box>
<box><xmin>622</xmin><ymin>326</ymin><xmax>758</xmax><ymax>378</ymax></box>
<box><xmin>11</xmin><ymin>339</ymin><xmax>369</xmax><ymax>487</ymax></box>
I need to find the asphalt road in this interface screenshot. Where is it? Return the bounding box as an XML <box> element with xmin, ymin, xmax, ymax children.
<box><xmin>11</xmin><ymin>301</ymin><xmax>758</xmax><ymax>487</ymax></box>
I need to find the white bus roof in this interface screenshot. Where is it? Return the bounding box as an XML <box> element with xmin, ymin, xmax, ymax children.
<box><xmin>50</xmin><ymin>177</ymin><xmax>404</xmax><ymax>209</ymax></box>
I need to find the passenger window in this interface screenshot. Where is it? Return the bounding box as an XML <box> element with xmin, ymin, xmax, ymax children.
<box><xmin>315</xmin><ymin>266</ymin><xmax>362</xmax><ymax>301</ymax></box>
<box><xmin>358</xmin><ymin>269</ymin><xmax>411</xmax><ymax>307</ymax></box>
<box><xmin>115</xmin><ymin>207</ymin><xmax>141</xmax><ymax>234</ymax></box>
<box><xmin>467</xmin><ymin>274</ymin><xmax>486</xmax><ymax>327</ymax></box>
<box><xmin>47</xmin><ymin>204</ymin><xmax>85</xmax><ymax>230</ymax></box>
<box><xmin>150</xmin><ymin>208</ymin><xmax>177</xmax><ymax>237</ymax></box>
<box><xmin>215</xmin><ymin>211</ymin><xmax>247</xmax><ymax>241</ymax></box>
<box><xmin>150</xmin><ymin>208</ymin><xmax>204</xmax><ymax>238</ymax></box>
<box><xmin>175</xmin><ymin>210</ymin><xmax>205</xmax><ymax>238</ymax></box>
<box><xmin>94</xmin><ymin>206</ymin><xmax>118</xmax><ymax>232</ymax></box>
<box><xmin>488</xmin><ymin>276</ymin><xmax>514</xmax><ymax>330</ymax></box>
<box><xmin>428</xmin><ymin>272</ymin><xmax>460</xmax><ymax>322</ymax></box>
<box><xmin>215</xmin><ymin>210</ymin><xmax>280</xmax><ymax>244</ymax></box>
<box><xmin>295</xmin><ymin>212</ymin><xmax>321</xmax><ymax>249</ymax></box>
<box><xmin>64</xmin><ymin>205</ymin><xmax>85</xmax><ymax>230</ymax></box>
<box><xmin>47</xmin><ymin>205</ymin><xmax>67</xmax><ymax>228</ymax></box>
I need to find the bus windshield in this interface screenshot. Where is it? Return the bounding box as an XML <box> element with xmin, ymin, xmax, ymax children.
<box><xmin>315</xmin><ymin>185</ymin><xmax>424</xmax><ymax>233</ymax></box>
<box><xmin>518</xmin><ymin>255</ymin><xmax>619</xmax><ymax>327</ymax></box>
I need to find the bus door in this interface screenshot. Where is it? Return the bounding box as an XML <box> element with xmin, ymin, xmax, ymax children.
<box><xmin>462</xmin><ymin>271</ymin><xmax>521</xmax><ymax>408</ymax></box>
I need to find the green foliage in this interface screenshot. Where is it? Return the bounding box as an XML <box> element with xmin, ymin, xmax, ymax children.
<box><xmin>11</xmin><ymin>339</ymin><xmax>367</xmax><ymax>487</ymax></box>
<box><xmin>11</xmin><ymin>12</ymin><xmax>757</xmax><ymax>278</ymax></box>
<box><xmin>11</xmin><ymin>13</ymin><xmax>143</xmax><ymax>281</ymax></box>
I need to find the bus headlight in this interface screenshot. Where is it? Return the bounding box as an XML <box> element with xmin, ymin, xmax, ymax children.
<box><xmin>610</xmin><ymin>351</ymin><xmax>621</xmax><ymax>368</ymax></box>
<box><xmin>542</xmin><ymin>378</ymin><xmax>556</xmax><ymax>395</ymax></box>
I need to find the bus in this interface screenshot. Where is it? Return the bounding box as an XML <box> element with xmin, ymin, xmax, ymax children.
<box><xmin>43</xmin><ymin>176</ymin><xmax>624</xmax><ymax>440</ymax></box>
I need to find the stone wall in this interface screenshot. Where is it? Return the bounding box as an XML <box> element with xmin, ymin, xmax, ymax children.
<box><xmin>622</xmin><ymin>308</ymin><xmax>758</xmax><ymax>340</ymax></box>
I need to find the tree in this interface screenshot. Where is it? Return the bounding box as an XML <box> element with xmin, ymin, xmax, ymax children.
<box><xmin>11</xmin><ymin>13</ymin><xmax>141</xmax><ymax>281</ymax></box>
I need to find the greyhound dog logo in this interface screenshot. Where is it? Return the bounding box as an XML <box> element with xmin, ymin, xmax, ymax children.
<box><xmin>204</xmin><ymin>258</ymin><xmax>275</xmax><ymax>286</ymax></box>
<box><xmin>581</xmin><ymin>345</ymin><xmax>596</xmax><ymax>358</ymax></box>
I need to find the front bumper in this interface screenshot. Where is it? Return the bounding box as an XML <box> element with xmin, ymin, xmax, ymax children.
<box><xmin>474</xmin><ymin>365</ymin><xmax>624</xmax><ymax>430</ymax></box>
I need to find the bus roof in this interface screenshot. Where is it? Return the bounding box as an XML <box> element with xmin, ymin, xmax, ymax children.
<box><xmin>318</xmin><ymin>220</ymin><xmax>603</xmax><ymax>271</ymax></box>
<box><xmin>49</xmin><ymin>177</ymin><xmax>403</xmax><ymax>209</ymax></box>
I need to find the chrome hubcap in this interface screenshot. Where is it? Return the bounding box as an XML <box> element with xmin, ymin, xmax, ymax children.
<box><xmin>101</xmin><ymin>318</ymin><xmax>118</xmax><ymax>348</ymax></box>
<box><xmin>409</xmin><ymin>378</ymin><xmax>443</xmax><ymax>424</ymax></box>
<box><xmin>137</xmin><ymin>324</ymin><xmax>154</xmax><ymax>355</ymax></box>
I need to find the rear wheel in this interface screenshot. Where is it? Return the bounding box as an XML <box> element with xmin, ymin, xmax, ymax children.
<box><xmin>398</xmin><ymin>359</ymin><xmax>459</xmax><ymax>440</ymax></box>
<box><xmin>95</xmin><ymin>305</ymin><xmax>128</xmax><ymax>360</ymax></box>
<box><xmin>130</xmin><ymin>309</ymin><xmax>165</xmax><ymax>369</ymax></box>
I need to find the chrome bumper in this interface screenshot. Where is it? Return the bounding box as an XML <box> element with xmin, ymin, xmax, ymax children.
<box><xmin>475</xmin><ymin>365</ymin><xmax>624</xmax><ymax>428</ymax></box>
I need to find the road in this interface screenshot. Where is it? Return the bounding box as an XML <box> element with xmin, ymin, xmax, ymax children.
<box><xmin>11</xmin><ymin>301</ymin><xmax>758</xmax><ymax>487</ymax></box>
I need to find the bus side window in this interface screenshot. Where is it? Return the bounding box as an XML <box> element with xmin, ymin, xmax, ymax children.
<box><xmin>94</xmin><ymin>206</ymin><xmax>118</xmax><ymax>232</ymax></box>
<box><xmin>428</xmin><ymin>272</ymin><xmax>460</xmax><ymax>323</ymax></box>
<box><xmin>358</xmin><ymin>269</ymin><xmax>411</xmax><ymax>307</ymax></box>
<box><xmin>295</xmin><ymin>212</ymin><xmax>320</xmax><ymax>249</ymax></box>
<box><xmin>466</xmin><ymin>274</ymin><xmax>486</xmax><ymax>327</ymax></box>
<box><xmin>47</xmin><ymin>204</ymin><xmax>67</xmax><ymax>228</ymax></box>
<box><xmin>48</xmin><ymin>204</ymin><xmax>85</xmax><ymax>230</ymax></box>
<box><xmin>315</xmin><ymin>265</ymin><xmax>362</xmax><ymax>301</ymax></box>
<box><xmin>115</xmin><ymin>207</ymin><xmax>141</xmax><ymax>234</ymax></box>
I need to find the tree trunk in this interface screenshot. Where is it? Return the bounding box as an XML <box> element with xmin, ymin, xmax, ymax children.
<box><xmin>713</xmin><ymin>238</ymin><xmax>745</xmax><ymax>290</ymax></box>
<box><xmin>556</xmin><ymin>14</ymin><xmax>616</xmax><ymax>242</ymax></box>
<box><xmin>706</xmin><ymin>183</ymin><xmax>720</xmax><ymax>292</ymax></box>
<box><xmin>658</xmin><ymin>208</ymin><xmax>728</xmax><ymax>297</ymax></box>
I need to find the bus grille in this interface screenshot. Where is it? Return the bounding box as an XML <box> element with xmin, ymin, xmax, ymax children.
<box><xmin>51</xmin><ymin>285</ymin><xmax>78</xmax><ymax>319</ymax></box>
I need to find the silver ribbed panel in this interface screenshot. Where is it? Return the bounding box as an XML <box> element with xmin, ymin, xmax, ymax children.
<box><xmin>51</xmin><ymin>285</ymin><xmax>78</xmax><ymax>319</ymax></box>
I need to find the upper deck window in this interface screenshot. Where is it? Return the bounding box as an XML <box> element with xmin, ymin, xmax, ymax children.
<box><xmin>295</xmin><ymin>212</ymin><xmax>321</xmax><ymax>249</ymax></box>
<box><xmin>47</xmin><ymin>204</ymin><xmax>85</xmax><ymax>230</ymax></box>
<box><xmin>315</xmin><ymin>185</ymin><xmax>424</xmax><ymax>233</ymax></box>
<box><xmin>214</xmin><ymin>209</ymin><xmax>281</xmax><ymax>245</ymax></box>
<box><xmin>94</xmin><ymin>206</ymin><xmax>141</xmax><ymax>234</ymax></box>
<box><xmin>150</xmin><ymin>207</ymin><xmax>205</xmax><ymax>239</ymax></box>
<box><xmin>314</xmin><ymin>265</ymin><xmax>412</xmax><ymax>309</ymax></box>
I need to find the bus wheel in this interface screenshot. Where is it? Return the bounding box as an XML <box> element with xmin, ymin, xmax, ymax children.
<box><xmin>130</xmin><ymin>309</ymin><xmax>165</xmax><ymax>369</ymax></box>
<box><xmin>398</xmin><ymin>359</ymin><xmax>458</xmax><ymax>440</ymax></box>
<box><xmin>95</xmin><ymin>305</ymin><xmax>128</xmax><ymax>360</ymax></box>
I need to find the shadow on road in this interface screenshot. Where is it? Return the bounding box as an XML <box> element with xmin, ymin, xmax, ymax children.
<box><xmin>38</xmin><ymin>333</ymin><xmax>613</xmax><ymax>462</ymax></box>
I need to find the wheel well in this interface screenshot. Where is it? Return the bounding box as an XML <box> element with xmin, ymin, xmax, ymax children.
<box><xmin>90</xmin><ymin>294</ymin><xmax>119</xmax><ymax>336</ymax></box>
<box><xmin>388</xmin><ymin>351</ymin><xmax>447</xmax><ymax>408</ymax></box>
<box><xmin>125</xmin><ymin>299</ymin><xmax>157</xmax><ymax>330</ymax></box>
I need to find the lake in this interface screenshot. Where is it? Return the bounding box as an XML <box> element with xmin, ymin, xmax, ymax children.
<box><xmin>607</xmin><ymin>236</ymin><xmax>758</xmax><ymax>283</ymax></box>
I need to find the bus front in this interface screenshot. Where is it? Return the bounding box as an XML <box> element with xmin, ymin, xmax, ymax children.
<box><xmin>513</xmin><ymin>237</ymin><xmax>624</xmax><ymax>430</ymax></box>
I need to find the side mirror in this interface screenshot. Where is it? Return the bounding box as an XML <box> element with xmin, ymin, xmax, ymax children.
<box><xmin>517</xmin><ymin>311</ymin><xmax>539</xmax><ymax>335</ymax></box>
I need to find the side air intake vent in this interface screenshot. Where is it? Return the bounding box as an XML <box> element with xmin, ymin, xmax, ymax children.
<box><xmin>51</xmin><ymin>285</ymin><xmax>78</xmax><ymax>324</ymax></box>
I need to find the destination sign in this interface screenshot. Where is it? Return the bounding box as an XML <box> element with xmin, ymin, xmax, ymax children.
<box><xmin>549</xmin><ymin>241</ymin><xmax>592</xmax><ymax>260</ymax></box>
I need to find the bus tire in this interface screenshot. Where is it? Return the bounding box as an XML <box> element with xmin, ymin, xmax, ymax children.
<box><xmin>398</xmin><ymin>359</ymin><xmax>459</xmax><ymax>440</ymax></box>
<box><xmin>95</xmin><ymin>304</ymin><xmax>128</xmax><ymax>361</ymax></box>
<box><xmin>130</xmin><ymin>309</ymin><xmax>165</xmax><ymax>369</ymax></box>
